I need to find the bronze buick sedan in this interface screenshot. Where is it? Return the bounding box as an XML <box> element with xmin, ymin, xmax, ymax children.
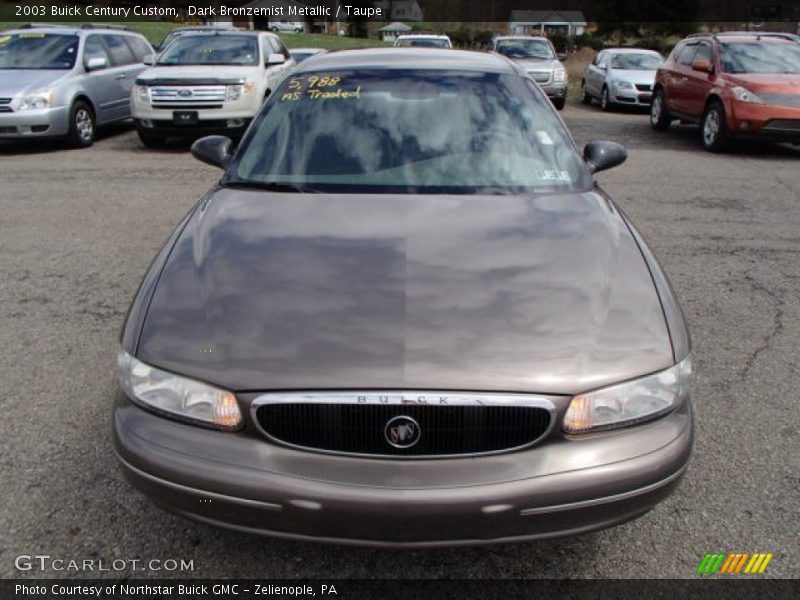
<box><xmin>114</xmin><ymin>48</ymin><xmax>693</xmax><ymax>547</ymax></box>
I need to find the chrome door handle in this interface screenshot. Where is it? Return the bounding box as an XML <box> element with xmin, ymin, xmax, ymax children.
<box><xmin>115</xmin><ymin>74</ymin><xmax>127</xmax><ymax>80</ymax></box>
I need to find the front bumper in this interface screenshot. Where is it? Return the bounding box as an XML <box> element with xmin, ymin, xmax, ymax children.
<box><xmin>609</xmin><ymin>87</ymin><xmax>653</xmax><ymax>106</ymax></box>
<box><xmin>0</xmin><ymin>106</ymin><xmax>70</xmax><ymax>138</ymax></box>
<box><xmin>540</xmin><ymin>82</ymin><xmax>568</xmax><ymax>99</ymax></box>
<box><xmin>728</xmin><ymin>101</ymin><xmax>800</xmax><ymax>142</ymax></box>
<box><xmin>113</xmin><ymin>390</ymin><xmax>693</xmax><ymax>547</ymax></box>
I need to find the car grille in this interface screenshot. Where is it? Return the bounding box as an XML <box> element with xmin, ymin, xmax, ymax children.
<box><xmin>0</xmin><ymin>98</ymin><xmax>12</xmax><ymax>113</ymax></box>
<box><xmin>760</xmin><ymin>93</ymin><xmax>800</xmax><ymax>108</ymax></box>
<box><xmin>528</xmin><ymin>71</ymin><xmax>551</xmax><ymax>84</ymax></box>
<box><xmin>635</xmin><ymin>84</ymin><xmax>653</xmax><ymax>92</ymax></box>
<box><xmin>254</xmin><ymin>401</ymin><xmax>553</xmax><ymax>457</ymax></box>
<box><xmin>149</xmin><ymin>86</ymin><xmax>226</xmax><ymax>109</ymax></box>
<box><xmin>0</xmin><ymin>126</ymin><xmax>17</xmax><ymax>133</ymax></box>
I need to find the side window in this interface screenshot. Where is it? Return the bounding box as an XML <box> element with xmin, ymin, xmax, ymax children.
<box><xmin>124</xmin><ymin>36</ymin><xmax>153</xmax><ymax>62</ymax></box>
<box><xmin>693</xmin><ymin>43</ymin><xmax>711</xmax><ymax>64</ymax></box>
<box><xmin>103</xmin><ymin>34</ymin><xmax>136</xmax><ymax>66</ymax></box>
<box><xmin>83</xmin><ymin>35</ymin><xmax>110</xmax><ymax>69</ymax></box>
<box><xmin>677</xmin><ymin>43</ymin><xmax>699</xmax><ymax>66</ymax></box>
<box><xmin>592</xmin><ymin>51</ymin><xmax>604</xmax><ymax>66</ymax></box>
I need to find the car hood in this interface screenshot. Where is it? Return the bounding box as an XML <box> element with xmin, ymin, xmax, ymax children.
<box><xmin>608</xmin><ymin>69</ymin><xmax>658</xmax><ymax>85</ymax></box>
<box><xmin>511</xmin><ymin>58</ymin><xmax>563</xmax><ymax>72</ymax></box>
<box><xmin>0</xmin><ymin>69</ymin><xmax>69</xmax><ymax>96</ymax></box>
<box><xmin>724</xmin><ymin>72</ymin><xmax>800</xmax><ymax>93</ymax></box>
<box><xmin>136</xmin><ymin>65</ymin><xmax>261</xmax><ymax>84</ymax></box>
<box><xmin>136</xmin><ymin>189</ymin><xmax>673</xmax><ymax>396</ymax></box>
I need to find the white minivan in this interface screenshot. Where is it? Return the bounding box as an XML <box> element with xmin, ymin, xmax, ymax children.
<box><xmin>131</xmin><ymin>31</ymin><xmax>294</xmax><ymax>147</ymax></box>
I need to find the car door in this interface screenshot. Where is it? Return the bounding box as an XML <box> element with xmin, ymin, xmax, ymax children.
<box><xmin>101</xmin><ymin>34</ymin><xmax>140</xmax><ymax>121</ymax></box>
<box><xmin>682</xmin><ymin>41</ymin><xmax>715</xmax><ymax>118</ymax></box>
<box><xmin>666</xmin><ymin>41</ymin><xmax>700</xmax><ymax>116</ymax></box>
<box><xmin>585</xmin><ymin>51</ymin><xmax>607</xmax><ymax>97</ymax></box>
<box><xmin>80</xmin><ymin>35</ymin><xmax>118</xmax><ymax>124</ymax></box>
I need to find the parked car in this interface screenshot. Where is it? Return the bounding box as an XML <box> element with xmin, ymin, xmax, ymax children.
<box><xmin>581</xmin><ymin>48</ymin><xmax>664</xmax><ymax>110</ymax></box>
<box><xmin>0</xmin><ymin>24</ymin><xmax>154</xmax><ymax>147</ymax></box>
<box><xmin>289</xmin><ymin>47</ymin><xmax>328</xmax><ymax>64</ymax></box>
<box><xmin>131</xmin><ymin>31</ymin><xmax>295</xmax><ymax>147</ymax></box>
<box><xmin>394</xmin><ymin>34</ymin><xmax>452</xmax><ymax>49</ymax></box>
<box><xmin>115</xmin><ymin>48</ymin><xmax>693</xmax><ymax>547</ymax></box>
<box><xmin>651</xmin><ymin>33</ymin><xmax>800</xmax><ymax>151</ymax></box>
<box><xmin>269</xmin><ymin>21</ymin><xmax>304</xmax><ymax>33</ymax></box>
<box><xmin>155</xmin><ymin>25</ymin><xmax>242</xmax><ymax>53</ymax></box>
<box><xmin>491</xmin><ymin>36</ymin><xmax>567</xmax><ymax>109</ymax></box>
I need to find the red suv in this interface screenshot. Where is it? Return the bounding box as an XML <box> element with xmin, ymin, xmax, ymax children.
<box><xmin>650</xmin><ymin>33</ymin><xmax>800</xmax><ymax>151</ymax></box>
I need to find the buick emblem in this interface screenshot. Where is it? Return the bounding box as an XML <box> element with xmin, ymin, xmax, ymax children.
<box><xmin>178</xmin><ymin>89</ymin><xmax>193</xmax><ymax>97</ymax></box>
<box><xmin>384</xmin><ymin>415</ymin><xmax>421</xmax><ymax>449</ymax></box>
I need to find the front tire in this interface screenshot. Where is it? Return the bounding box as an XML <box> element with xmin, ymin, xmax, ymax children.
<box><xmin>137</xmin><ymin>127</ymin><xmax>167</xmax><ymax>149</ymax></box>
<box><xmin>702</xmin><ymin>101</ymin><xmax>729</xmax><ymax>153</ymax></box>
<box><xmin>600</xmin><ymin>86</ymin><xmax>612</xmax><ymax>111</ymax></box>
<box><xmin>552</xmin><ymin>97</ymin><xmax>566</xmax><ymax>111</ymax></box>
<box><xmin>580</xmin><ymin>81</ymin><xmax>592</xmax><ymax>105</ymax></box>
<box><xmin>650</xmin><ymin>88</ymin><xmax>671</xmax><ymax>131</ymax></box>
<box><xmin>66</xmin><ymin>101</ymin><xmax>95</xmax><ymax>148</ymax></box>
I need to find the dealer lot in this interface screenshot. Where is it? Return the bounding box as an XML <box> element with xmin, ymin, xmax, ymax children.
<box><xmin>0</xmin><ymin>105</ymin><xmax>798</xmax><ymax>578</ymax></box>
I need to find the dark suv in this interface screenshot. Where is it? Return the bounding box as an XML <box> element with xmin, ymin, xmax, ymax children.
<box><xmin>650</xmin><ymin>33</ymin><xmax>800</xmax><ymax>151</ymax></box>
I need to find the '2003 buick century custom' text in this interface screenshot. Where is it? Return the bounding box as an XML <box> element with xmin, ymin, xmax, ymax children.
<box><xmin>114</xmin><ymin>48</ymin><xmax>693</xmax><ymax>547</ymax></box>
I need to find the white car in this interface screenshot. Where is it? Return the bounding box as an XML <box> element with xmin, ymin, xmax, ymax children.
<box><xmin>269</xmin><ymin>21</ymin><xmax>303</xmax><ymax>33</ymax></box>
<box><xmin>394</xmin><ymin>34</ymin><xmax>452</xmax><ymax>49</ymax></box>
<box><xmin>131</xmin><ymin>31</ymin><xmax>294</xmax><ymax>147</ymax></box>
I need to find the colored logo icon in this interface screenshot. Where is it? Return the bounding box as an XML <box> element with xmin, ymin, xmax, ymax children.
<box><xmin>697</xmin><ymin>552</ymin><xmax>773</xmax><ymax>574</ymax></box>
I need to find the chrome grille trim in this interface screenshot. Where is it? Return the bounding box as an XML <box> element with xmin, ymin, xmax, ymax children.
<box><xmin>250</xmin><ymin>391</ymin><xmax>559</xmax><ymax>459</ymax></box>
<box><xmin>528</xmin><ymin>71</ymin><xmax>551</xmax><ymax>84</ymax></box>
<box><xmin>149</xmin><ymin>85</ymin><xmax>227</xmax><ymax>106</ymax></box>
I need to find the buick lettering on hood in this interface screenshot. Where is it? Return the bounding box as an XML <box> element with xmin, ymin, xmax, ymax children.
<box><xmin>114</xmin><ymin>48</ymin><xmax>693</xmax><ymax>547</ymax></box>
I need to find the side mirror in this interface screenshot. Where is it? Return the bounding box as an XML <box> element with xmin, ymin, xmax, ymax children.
<box><xmin>692</xmin><ymin>59</ymin><xmax>713</xmax><ymax>73</ymax></box>
<box><xmin>191</xmin><ymin>135</ymin><xmax>233</xmax><ymax>170</ymax></box>
<box><xmin>557</xmin><ymin>53</ymin><xmax>567</xmax><ymax>62</ymax></box>
<box><xmin>266</xmin><ymin>53</ymin><xmax>286</xmax><ymax>66</ymax></box>
<box><xmin>85</xmin><ymin>56</ymin><xmax>108</xmax><ymax>71</ymax></box>
<box><xmin>583</xmin><ymin>141</ymin><xmax>627</xmax><ymax>174</ymax></box>
<box><xmin>142</xmin><ymin>53</ymin><xmax>155</xmax><ymax>66</ymax></box>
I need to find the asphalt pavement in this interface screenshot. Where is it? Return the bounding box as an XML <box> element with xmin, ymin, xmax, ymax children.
<box><xmin>1</xmin><ymin>104</ymin><xmax>798</xmax><ymax>579</ymax></box>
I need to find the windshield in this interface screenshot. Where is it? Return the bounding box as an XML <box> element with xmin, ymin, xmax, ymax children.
<box><xmin>231</xmin><ymin>69</ymin><xmax>590</xmax><ymax>194</ymax></box>
<box><xmin>157</xmin><ymin>35</ymin><xmax>258</xmax><ymax>66</ymax></box>
<box><xmin>494</xmin><ymin>39</ymin><xmax>554</xmax><ymax>60</ymax></box>
<box><xmin>396</xmin><ymin>38</ymin><xmax>450</xmax><ymax>48</ymax></box>
<box><xmin>610</xmin><ymin>53</ymin><xmax>662</xmax><ymax>70</ymax></box>
<box><xmin>0</xmin><ymin>33</ymin><xmax>78</xmax><ymax>70</ymax></box>
<box><xmin>720</xmin><ymin>42</ymin><xmax>800</xmax><ymax>74</ymax></box>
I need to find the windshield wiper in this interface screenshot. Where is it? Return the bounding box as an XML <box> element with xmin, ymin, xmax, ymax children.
<box><xmin>224</xmin><ymin>180</ymin><xmax>319</xmax><ymax>194</ymax></box>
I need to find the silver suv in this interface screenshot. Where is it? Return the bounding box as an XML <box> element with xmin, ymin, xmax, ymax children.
<box><xmin>0</xmin><ymin>24</ymin><xmax>154</xmax><ymax>147</ymax></box>
<box><xmin>492</xmin><ymin>36</ymin><xmax>568</xmax><ymax>110</ymax></box>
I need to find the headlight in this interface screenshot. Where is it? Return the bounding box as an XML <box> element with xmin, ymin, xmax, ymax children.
<box><xmin>18</xmin><ymin>90</ymin><xmax>52</xmax><ymax>111</ymax></box>
<box><xmin>117</xmin><ymin>350</ymin><xmax>242</xmax><ymax>431</ymax></box>
<box><xmin>552</xmin><ymin>69</ymin><xmax>567</xmax><ymax>83</ymax></box>
<box><xmin>732</xmin><ymin>86</ymin><xmax>764</xmax><ymax>104</ymax></box>
<box><xmin>134</xmin><ymin>85</ymin><xmax>149</xmax><ymax>101</ymax></box>
<box><xmin>615</xmin><ymin>80</ymin><xmax>635</xmax><ymax>89</ymax></box>
<box><xmin>563</xmin><ymin>356</ymin><xmax>691</xmax><ymax>434</ymax></box>
<box><xmin>226</xmin><ymin>82</ymin><xmax>255</xmax><ymax>101</ymax></box>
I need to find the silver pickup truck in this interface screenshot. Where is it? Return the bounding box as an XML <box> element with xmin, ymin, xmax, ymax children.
<box><xmin>492</xmin><ymin>36</ymin><xmax>568</xmax><ymax>110</ymax></box>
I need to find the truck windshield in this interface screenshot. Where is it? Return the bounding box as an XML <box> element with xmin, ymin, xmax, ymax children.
<box><xmin>231</xmin><ymin>69</ymin><xmax>590</xmax><ymax>195</ymax></box>
<box><xmin>0</xmin><ymin>33</ymin><xmax>78</xmax><ymax>70</ymax></box>
<box><xmin>494</xmin><ymin>39</ymin><xmax>554</xmax><ymax>60</ymax></box>
<box><xmin>157</xmin><ymin>35</ymin><xmax>259</xmax><ymax>66</ymax></box>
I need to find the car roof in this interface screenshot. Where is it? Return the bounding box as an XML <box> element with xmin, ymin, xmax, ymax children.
<box><xmin>494</xmin><ymin>36</ymin><xmax>549</xmax><ymax>41</ymax></box>
<box><xmin>293</xmin><ymin>48</ymin><xmax>518</xmax><ymax>74</ymax></box>
<box><xmin>396</xmin><ymin>34</ymin><xmax>450</xmax><ymax>38</ymax></box>
<box><xmin>604</xmin><ymin>47</ymin><xmax>662</xmax><ymax>54</ymax></box>
<box><xmin>688</xmin><ymin>32</ymin><xmax>797</xmax><ymax>44</ymax></box>
<box><xmin>291</xmin><ymin>48</ymin><xmax>328</xmax><ymax>53</ymax></box>
<box><xmin>3</xmin><ymin>25</ymin><xmax>141</xmax><ymax>36</ymax></box>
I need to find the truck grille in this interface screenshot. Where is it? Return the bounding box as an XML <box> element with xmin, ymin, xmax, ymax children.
<box><xmin>528</xmin><ymin>71</ymin><xmax>551</xmax><ymax>84</ymax></box>
<box><xmin>253</xmin><ymin>397</ymin><xmax>553</xmax><ymax>458</ymax></box>
<box><xmin>149</xmin><ymin>86</ymin><xmax>226</xmax><ymax>109</ymax></box>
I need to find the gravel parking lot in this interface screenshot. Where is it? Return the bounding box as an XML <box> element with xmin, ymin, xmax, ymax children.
<box><xmin>1</xmin><ymin>104</ymin><xmax>798</xmax><ymax>579</ymax></box>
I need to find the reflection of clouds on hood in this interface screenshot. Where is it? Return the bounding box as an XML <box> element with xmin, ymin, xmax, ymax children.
<box><xmin>139</xmin><ymin>190</ymin><xmax>672</xmax><ymax>395</ymax></box>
